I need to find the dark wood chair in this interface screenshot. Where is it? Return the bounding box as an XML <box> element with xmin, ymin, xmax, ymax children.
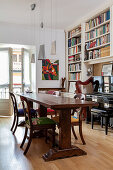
<box><xmin>52</xmin><ymin>111</ymin><xmax>85</xmax><ymax>145</ymax></box>
<box><xmin>10</xmin><ymin>92</ymin><xmax>25</xmax><ymax>134</ymax></box>
<box><xmin>10</xmin><ymin>92</ymin><xmax>37</xmax><ymax>134</ymax></box>
<box><xmin>20</xmin><ymin>96</ymin><xmax>56</xmax><ymax>155</ymax></box>
<box><xmin>91</xmin><ymin>108</ymin><xmax>113</xmax><ymax>135</ymax></box>
<box><xmin>52</xmin><ymin>94</ymin><xmax>86</xmax><ymax>145</ymax></box>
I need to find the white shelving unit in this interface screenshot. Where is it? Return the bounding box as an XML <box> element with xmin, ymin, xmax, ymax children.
<box><xmin>85</xmin><ymin>8</ymin><xmax>110</xmax><ymax>61</ymax></box>
<box><xmin>67</xmin><ymin>25</ymin><xmax>82</xmax><ymax>88</ymax></box>
<box><xmin>65</xmin><ymin>5</ymin><xmax>113</xmax><ymax>92</ymax></box>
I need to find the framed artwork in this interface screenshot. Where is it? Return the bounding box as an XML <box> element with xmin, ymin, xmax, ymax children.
<box><xmin>102</xmin><ymin>64</ymin><xmax>112</xmax><ymax>76</ymax></box>
<box><xmin>42</xmin><ymin>59</ymin><xmax>59</xmax><ymax>80</ymax></box>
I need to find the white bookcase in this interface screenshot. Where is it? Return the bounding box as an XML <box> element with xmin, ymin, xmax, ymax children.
<box><xmin>65</xmin><ymin>4</ymin><xmax>113</xmax><ymax>92</ymax></box>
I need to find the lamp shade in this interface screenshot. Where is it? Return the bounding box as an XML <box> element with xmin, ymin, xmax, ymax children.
<box><xmin>31</xmin><ymin>54</ymin><xmax>35</xmax><ymax>63</ymax></box>
<box><xmin>38</xmin><ymin>44</ymin><xmax>45</xmax><ymax>60</ymax></box>
<box><xmin>51</xmin><ymin>41</ymin><xmax>56</xmax><ymax>55</ymax></box>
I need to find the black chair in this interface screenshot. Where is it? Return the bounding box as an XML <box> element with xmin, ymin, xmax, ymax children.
<box><xmin>91</xmin><ymin>108</ymin><xmax>113</xmax><ymax>135</ymax></box>
<box><xmin>10</xmin><ymin>92</ymin><xmax>37</xmax><ymax>134</ymax></box>
<box><xmin>20</xmin><ymin>96</ymin><xmax>56</xmax><ymax>155</ymax></box>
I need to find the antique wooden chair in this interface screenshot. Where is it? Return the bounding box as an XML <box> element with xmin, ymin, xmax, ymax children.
<box><xmin>52</xmin><ymin>94</ymin><xmax>86</xmax><ymax>145</ymax></box>
<box><xmin>10</xmin><ymin>92</ymin><xmax>37</xmax><ymax>134</ymax></box>
<box><xmin>10</xmin><ymin>92</ymin><xmax>25</xmax><ymax>134</ymax></box>
<box><xmin>20</xmin><ymin>96</ymin><xmax>56</xmax><ymax>155</ymax></box>
<box><xmin>91</xmin><ymin>108</ymin><xmax>113</xmax><ymax>135</ymax></box>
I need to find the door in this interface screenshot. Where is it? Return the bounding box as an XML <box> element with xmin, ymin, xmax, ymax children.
<box><xmin>22</xmin><ymin>48</ymin><xmax>31</xmax><ymax>92</ymax></box>
<box><xmin>0</xmin><ymin>48</ymin><xmax>12</xmax><ymax>116</ymax></box>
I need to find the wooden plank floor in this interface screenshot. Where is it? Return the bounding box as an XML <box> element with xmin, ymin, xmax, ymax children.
<box><xmin>1</xmin><ymin>117</ymin><xmax>113</xmax><ymax>170</ymax></box>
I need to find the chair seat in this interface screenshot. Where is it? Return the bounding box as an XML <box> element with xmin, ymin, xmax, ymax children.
<box><xmin>47</xmin><ymin>108</ymin><xmax>55</xmax><ymax>112</ymax></box>
<box><xmin>52</xmin><ymin>116</ymin><xmax>79</xmax><ymax>124</ymax></box>
<box><xmin>26</xmin><ymin>117</ymin><xmax>56</xmax><ymax>125</ymax></box>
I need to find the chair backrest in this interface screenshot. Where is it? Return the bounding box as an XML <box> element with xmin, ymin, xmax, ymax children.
<box><xmin>20</xmin><ymin>96</ymin><xmax>32</xmax><ymax>126</ymax></box>
<box><xmin>9</xmin><ymin>92</ymin><xmax>18</xmax><ymax>115</ymax></box>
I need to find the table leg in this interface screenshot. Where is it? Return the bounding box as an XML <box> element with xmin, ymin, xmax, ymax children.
<box><xmin>59</xmin><ymin>109</ymin><xmax>71</xmax><ymax>149</ymax></box>
<box><xmin>43</xmin><ymin>108</ymin><xmax>87</xmax><ymax>161</ymax></box>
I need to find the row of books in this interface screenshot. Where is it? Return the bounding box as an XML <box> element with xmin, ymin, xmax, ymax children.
<box><xmin>86</xmin><ymin>34</ymin><xmax>110</xmax><ymax>49</ymax></box>
<box><xmin>68</xmin><ymin>54</ymin><xmax>81</xmax><ymax>63</ymax></box>
<box><xmin>69</xmin><ymin>72</ymin><xmax>81</xmax><ymax>81</ymax></box>
<box><xmin>85</xmin><ymin>23</ymin><xmax>110</xmax><ymax>41</ymax></box>
<box><xmin>68</xmin><ymin>37</ymin><xmax>81</xmax><ymax>47</ymax></box>
<box><xmin>68</xmin><ymin>46</ymin><xmax>81</xmax><ymax>55</ymax></box>
<box><xmin>68</xmin><ymin>26</ymin><xmax>81</xmax><ymax>39</ymax></box>
<box><xmin>85</xmin><ymin>45</ymin><xmax>110</xmax><ymax>60</ymax></box>
<box><xmin>68</xmin><ymin>63</ymin><xmax>81</xmax><ymax>72</ymax></box>
<box><xmin>85</xmin><ymin>10</ymin><xmax>110</xmax><ymax>31</ymax></box>
<box><xmin>68</xmin><ymin>56</ymin><xmax>75</xmax><ymax>62</ymax></box>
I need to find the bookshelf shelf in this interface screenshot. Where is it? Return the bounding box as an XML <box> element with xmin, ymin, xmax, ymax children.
<box><xmin>84</xmin><ymin>55</ymin><xmax>113</xmax><ymax>65</ymax></box>
<box><xmin>68</xmin><ymin>60</ymin><xmax>81</xmax><ymax>64</ymax></box>
<box><xmin>68</xmin><ymin>52</ymin><xmax>81</xmax><ymax>57</ymax></box>
<box><xmin>68</xmin><ymin>80</ymin><xmax>77</xmax><ymax>82</ymax></box>
<box><xmin>68</xmin><ymin>43</ymin><xmax>81</xmax><ymax>49</ymax></box>
<box><xmin>68</xmin><ymin>70</ymin><xmax>81</xmax><ymax>73</ymax></box>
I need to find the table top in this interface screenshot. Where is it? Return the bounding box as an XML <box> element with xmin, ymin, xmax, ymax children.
<box><xmin>17</xmin><ymin>92</ymin><xmax>98</xmax><ymax>110</ymax></box>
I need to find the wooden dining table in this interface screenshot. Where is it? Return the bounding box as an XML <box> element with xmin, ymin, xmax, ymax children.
<box><xmin>17</xmin><ymin>92</ymin><xmax>98</xmax><ymax>161</ymax></box>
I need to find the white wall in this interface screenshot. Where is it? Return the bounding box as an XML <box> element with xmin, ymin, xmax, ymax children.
<box><xmin>0</xmin><ymin>22</ymin><xmax>35</xmax><ymax>45</ymax></box>
<box><xmin>36</xmin><ymin>28</ymin><xmax>65</xmax><ymax>89</ymax></box>
<box><xmin>0</xmin><ymin>22</ymin><xmax>65</xmax><ymax>91</ymax></box>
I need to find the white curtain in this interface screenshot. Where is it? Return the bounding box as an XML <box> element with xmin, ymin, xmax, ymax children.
<box><xmin>23</xmin><ymin>50</ymin><xmax>30</xmax><ymax>86</ymax></box>
<box><xmin>0</xmin><ymin>50</ymin><xmax>9</xmax><ymax>85</ymax></box>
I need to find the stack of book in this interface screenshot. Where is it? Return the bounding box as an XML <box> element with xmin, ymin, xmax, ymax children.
<box><xmin>71</xmin><ymin>37</ymin><xmax>81</xmax><ymax>46</ymax></box>
<box><xmin>69</xmin><ymin>72</ymin><xmax>81</xmax><ymax>81</ymax></box>
<box><xmin>86</xmin><ymin>33</ymin><xmax>110</xmax><ymax>49</ymax></box>
<box><xmin>68</xmin><ymin>46</ymin><xmax>81</xmax><ymax>55</ymax></box>
<box><xmin>68</xmin><ymin>56</ymin><xmax>75</xmax><ymax>63</ymax></box>
<box><xmin>85</xmin><ymin>10</ymin><xmax>110</xmax><ymax>31</ymax></box>
<box><xmin>69</xmin><ymin>63</ymin><xmax>81</xmax><ymax>71</ymax></box>
<box><xmin>68</xmin><ymin>26</ymin><xmax>81</xmax><ymax>38</ymax></box>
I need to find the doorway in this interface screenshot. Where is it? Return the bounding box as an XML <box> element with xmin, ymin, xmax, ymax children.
<box><xmin>0</xmin><ymin>44</ymin><xmax>36</xmax><ymax>116</ymax></box>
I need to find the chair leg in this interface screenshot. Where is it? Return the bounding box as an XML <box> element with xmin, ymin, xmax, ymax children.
<box><xmin>79</xmin><ymin>123</ymin><xmax>86</xmax><ymax>145</ymax></box>
<box><xmin>101</xmin><ymin>116</ymin><xmax>103</xmax><ymax>128</ymax></box>
<box><xmin>52</xmin><ymin>127</ymin><xmax>55</xmax><ymax>147</ymax></box>
<box><xmin>72</xmin><ymin>126</ymin><xmax>78</xmax><ymax>140</ymax></box>
<box><xmin>11</xmin><ymin>115</ymin><xmax>16</xmax><ymax>131</ymax></box>
<box><xmin>13</xmin><ymin>117</ymin><xmax>18</xmax><ymax>134</ymax></box>
<box><xmin>20</xmin><ymin>127</ymin><xmax>28</xmax><ymax>148</ymax></box>
<box><xmin>91</xmin><ymin>114</ymin><xmax>94</xmax><ymax>129</ymax></box>
<box><xmin>24</xmin><ymin>129</ymin><xmax>33</xmax><ymax>155</ymax></box>
<box><xmin>105</xmin><ymin>117</ymin><xmax>109</xmax><ymax>135</ymax></box>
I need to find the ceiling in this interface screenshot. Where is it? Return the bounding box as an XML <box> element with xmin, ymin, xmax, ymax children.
<box><xmin>0</xmin><ymin>0</ymin><xmax>111</xmax><ymax>29</ymax></box>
